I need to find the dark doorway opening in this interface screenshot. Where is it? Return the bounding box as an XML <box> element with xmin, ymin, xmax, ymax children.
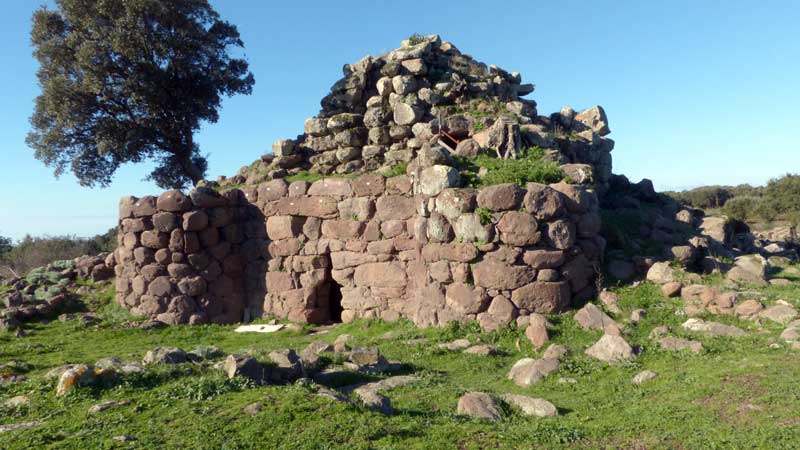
<box><xmin>327</xmin><ymin>280</ymin><xmax>343</xmax><ymax>323</ymax></box>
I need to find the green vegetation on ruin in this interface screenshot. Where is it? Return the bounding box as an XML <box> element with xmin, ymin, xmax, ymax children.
<box><xmin>2</xmin><ymin>270</ymin><xmax>800</xmax><ymax>449</ymax></box>
<box><xmin>453</xmin><ymin>146</ymin><xmax>564</xmax><ymax>189</ymax></box>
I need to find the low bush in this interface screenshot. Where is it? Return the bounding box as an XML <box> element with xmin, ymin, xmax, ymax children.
<box><xmin>453</xmin><ymin>146</ymin><xmax>564</xmax><ymax>188</ymax></box>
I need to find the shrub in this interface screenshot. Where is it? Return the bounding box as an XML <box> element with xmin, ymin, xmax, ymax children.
<box><xmin>722</xmin><ymin>196</ymin><xmax>758</xmax><ymax>222</ymax></box>
<box><xmin>453</xmin><ymin>147</ymin><xmax>564</xmax><ymax>188</ymax></box>
<box><xmin>406</xmin><ymin>33</ymin><xmax>426</xmax><ymax>46</ymax></box>
<box><xmin>383</xmin><ymin>162</ymin><xmax>408</xmax><ymax>178</ymax></box>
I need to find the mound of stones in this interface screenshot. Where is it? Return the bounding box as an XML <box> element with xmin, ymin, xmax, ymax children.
<box><xmin>0</xmin><ymin>255</ymin><xmax>115</xmax><ymax>330</ymax></box>
<box><xmin>603</xmin><ymin>175</ymin><xmax>797</xmax><ymax>285</ymax></box>
<box><xmin>220</xmin><ymin>34</ymin><xmax>614</xmax><ymax>196</ymax></box>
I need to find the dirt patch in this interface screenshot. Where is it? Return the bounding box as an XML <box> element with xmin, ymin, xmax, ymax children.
<box><xmin>694</xmin><ymin>373</ymin><xmax>767</xmax><ymax>426</ymax></box>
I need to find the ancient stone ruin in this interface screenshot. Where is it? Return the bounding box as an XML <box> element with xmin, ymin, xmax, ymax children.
<box><xmin>112</xmin><ymin>34</ymin><xmax>611</xmax><ymax>328</ymax></box>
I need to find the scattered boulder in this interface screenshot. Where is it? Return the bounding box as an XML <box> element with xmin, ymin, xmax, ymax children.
<box><xmin>661</xmin><ymin>282</ymin><xmax>682</xmax><ymax>298</ymax></box>
<box><xmin>681</xmin><ymin>318</ymin><xmax>746</xmax><ymax>337</ymax></box>
<box><xmin>507</xmin><ymin>358</ymin><xmax>560</xmax><ymax>386</ymax></box>
<box><xmin>242</xmin><ymin>402</ymin><xmax>263</xmax><ymax>416</ymax></box>
<box><xmin>88</xmin><ymin>400</ymin><xmax>131</xmax><ymax>414</ymax></box>
<box><xmin>726</xmin><ymin>254</ymin><xmax>769</xmax><ymax>286</ymax></box>
<box><xmin>501</xmin><ymin>394</ymin><xmax>558</xmax><ymax>417</ymax></box>
<box><xmin>632</xmin><ymin>370</ymin><xmax>658</xmax><ymax>385</ymax></box>
<box><xmin>542</xmin><ymin>344</ymin><xmax>569</xmax><ymax>360</ymax></box>
<box><xmin>142</xmin><ymin>347</ymin><xmax>187</xmax><ymax>365</ymax></box>
<box><xmin>658</xmin><ymin>336</ymin><xmax>703</xmax><ymax>353</ymax></box>
<box><xmin>585</xmin><ymin>334</ymin><xmax>634</xmax><ymax>363</ymax></box>
<box><xmin>735</xmin><ymin>300</ymin><xmax>764</xmax><ymax>318</ymax></box>
<box><xmin>574</xmin><ymin>303</ymin><xmax>620</xmax><ymax>335</ymax></box>
<box><xmin>646</xmin><ymin>262</ymin><xmax>674</xmax><ymax>284</ymax></box>
<box><xmin>457</xmin><ymin>392</ymin><xmax>502</xmax><ymax>421</ymax></box>
<box><xmin>223</xmin><ymin>355</ymin><xmax>267</xmax><ymax>384</ymax></box>
<box><xmin>354</xmin><ymin>388</ymin><xmax>393</xmax><ymax>415</ymax></box>
<box><xmin>437</xmin><ymin>339</ymin><xmax>472</xmax><ymax>351</ymax></box>
<box><xmin>525</xmin><ymin>314</ymin><xmax>549</xmax><ymax>349</ymax></box>
<box><xmin>758</xmin><ymin>303</ymin><xmax>798</xmax><ymax>324</ymax></box>
<box><xmin>463</xmin><ymin>344</ymin><xmax>498</xmax><ymax>356</ymax></box>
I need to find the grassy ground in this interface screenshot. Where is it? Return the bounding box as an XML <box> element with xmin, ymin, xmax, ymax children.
<box><xmin>2</xmin><ymin>277</ymin><xmax>800</xmax><ymax>449</ymax></box>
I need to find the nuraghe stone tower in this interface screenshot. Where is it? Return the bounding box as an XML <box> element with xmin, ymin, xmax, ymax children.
<box><xmin>113</xmin><ymin>35</ymin><xmax>614</xmax><ymax>330</ymax></box>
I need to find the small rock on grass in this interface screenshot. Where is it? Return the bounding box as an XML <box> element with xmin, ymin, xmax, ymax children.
<box><xmin>437</xmin><ymin>338</ymin><xmax>471</xmax><ymax>351</ymax></box>
<box><xmin>681</xmin><ymin>318</ymin><xmax>745</xmax><ymax>337</ymax></box>
<box><xmin>507</xmin><ymin>358</ymin><xmax>560</xmax><ymax>386</ymax></box>
<box><xmin>542</xmin><ymin>344</ymin><xmax>568</xmax><ymax>360</ymax></box>
<box><xmin>585</xmin><ymin>334</ymin><xmax>634</xmax><ymax>363</ymax></box>
<box><xmin>661</xmin><ymin>282</ymin><xmax>682</xmax><ymax>298</ymax></box>
<box><xmin>4</xmin><ymin>395</ymin><xmax>30</xmax><ymax>408</ymax></box>
<box><xmin>632</xmin><ymin>370</ymin><xmax>658</xmax><ymax>385</ymax></box>
<box><xmin>658</xmin><ymin>336</ymin><xmax>703</xmax><ymax>353</ymax></box>
<box><xmin>457</xmin><ymin>392</ymin><xmax>502</xmax><ymax>421</ymax></box>
<box><xmin>0</xmin><ymin>421</ymin><xmax>43</xmax><ymax>433</ymax></box>
<box><xmin>758</xmin><ymin>304</ymin><xmax>798</xmax><ymax>325</ymax></box>
<box><xmin>463</xmin><ymin>344</ymin><xmax>498</xmax><ymax>356</ymax></box>
<box><xmin>242</xmin><ymin>402</ymin><xmax>262</xmax><ymax>416</ymax></box>
<box><xmin>354</xmin><ymin>388</ymin><xmax>393</xmax><ymax>415</ymax></box>
<box><xmin>501</xmin><ymin>394</ymin><xmax>557</xmax><ymax>417</ymax></box>
<box><xmin>88</xmin><ymin>400</ymin><xmax>131</xmax><ymax>414</ymax></box>
<box><xmin>525</xmin><ymin>314</ymin><xmax>549</xmax><ymax>349</ymax></box>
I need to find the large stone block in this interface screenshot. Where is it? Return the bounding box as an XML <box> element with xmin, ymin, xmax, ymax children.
<box><xmin>472</xmin><ymin>261</ymin><xmax>536</xmax><ymax>290</ymax></box>
<box><xmin>351</xmin><ymin>173</ymin><xmax>386</xmax><ymax>197</ymax></box>
<box><xmin>445</xmin><ymin>283</ymin><xmax>488</xmax><ymax>315</ymax></box>
<box><xmin>497</xmin><ymin>212</ymin><xmax>540</xmax><ymax>246</ymax></box>
<box><xmin>376</xmin><ymin>195</ymin><xmax>416</xmax><ymax>221</ymax></box>
<box><xmin>266</xmin><ymin>216</ymin><xmax>304</xmax><ymax>240</ymax></box>
<box><xmin>157</xmin><ymin>190</ymin><xmax>192</xmax><ymax>212</ymax></box>
<box><xmin>418</xmin><ymin>165</ymin><xmax>460</xmax><ymax>196</ymax></box>
<box><xmin>476</xmin><ymin>184</ymin><xmax>524</xmax><ymax>212</ymax></box>
<box><xmin>523</xmin><ymin>184</ymin><xmax>566</xmax><ymax>221</ymax></box>
<box><xmin>132</xmin><ymin>196</ymin><xmax>157</xmax><ymax>217</ymax></box>
<box><xmin>421</xmin><ymin>243</ymin><xmax>478</xmax><ymax>263</ymax></box>
<box><xmin>338</xmin><ymin>197</ymin><xmax>374</xmax><ymax>221</ymax></box>
<box><xmin>511</xmin><ymin>282</ymin><xmax>571</xmax><ymax>313</ymax></box>
<box><xmin>183</xmin><ymin>211</ymin><xmax>209</xmax><ymax>232</ymax></box>
<box><xmin>435</xmin><ymin>188</ymin><xmax>477</xmax><ymax>219</ymax></box>
<box><xmin>321</xmin><ymin>220</ymin><xmax>364</xmax><ymax>239</ymax></box>
<box><xmin>354</xmin><ymin>262</ymin><xmax>407</xmax><ymax>288</ymax></box>
<box><xmin>274</xmin><ymin>197</ymin><xmax>338</xmax><ymax>218</ymax></box>
<box><xmin>258</xmin><ymin>179</ymin><xmax>289</xmax><ymax>202</ymax></box>
<box><xmin>308</xmin><ymin>178</ymin><xmax>353</xmax><ymax>197</ymax></box>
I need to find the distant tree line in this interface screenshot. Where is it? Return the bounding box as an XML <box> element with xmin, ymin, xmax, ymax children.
<box><xmin>665</xmin><ymin>174</ymin><xmax>800</xmax><ymax>225</ymax></box>
<box><xmin>0</xmin><ymin>228</ymin><xmax>117</xmax><ymax>278</ymax></box>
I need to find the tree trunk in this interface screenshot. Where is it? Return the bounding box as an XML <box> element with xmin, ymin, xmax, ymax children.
<box><xmin>179</xmin><ymin>132</ymin><xmax>203</xmax><ymax>187</ymax></box>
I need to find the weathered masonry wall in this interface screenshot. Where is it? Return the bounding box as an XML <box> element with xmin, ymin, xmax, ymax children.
<box><xmin>114</xmin><ymin>173</ymin><xmax>603</xmax><ymax>329</ymax></box>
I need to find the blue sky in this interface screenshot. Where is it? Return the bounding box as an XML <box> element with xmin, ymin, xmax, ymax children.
<box><xmin>1</xmin><ymin>1</ymin><xmax>798</xmax><ymax>241</ymax></box>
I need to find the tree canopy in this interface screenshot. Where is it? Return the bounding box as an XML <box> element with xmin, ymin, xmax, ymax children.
<box><xmin>27</xmin><ymin>0</ymin><xmax>255</xmax><ymax>189</ymax></box>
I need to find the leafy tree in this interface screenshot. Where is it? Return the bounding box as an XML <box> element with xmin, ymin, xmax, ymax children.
<box><xmin>763</xmin><ymin>174</ymin><xmax>800</xmax><ymax>214</ymax></box>
<box><xmin>0</xmin><ymin>235</ymin><xmax>12</xmax><ymax>258</ymax></box>
<box><xmin>27</xmin><ymin>0</ymin><xmax>255</xmax><ymax>189</ymax></box>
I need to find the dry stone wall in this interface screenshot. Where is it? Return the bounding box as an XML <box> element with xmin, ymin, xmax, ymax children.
<box><xmin>114</xmin><ymin>188</ymin><xmax>268</xmax><ymax>325</ymax></box>
<box><xmin>115</xmin><ymin>174</ymin><xmax>603</xmax><ymax>329</ymax></box>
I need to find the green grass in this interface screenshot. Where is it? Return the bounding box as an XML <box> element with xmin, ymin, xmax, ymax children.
<box><xmin>453</xmin><ymin>147</ymin><xmax>564</xmax><ymax>188</ymax></box>
<box><xmin>2</xmin><ymin>276</ymin><xmax>800</xmax><ymax>449</ymax></box>
<box><xmin>381</xmin><ymin>162</ymin><xmax>408</xmax><ymax>178</ymax></box>
<box><xmin>284</xmin><ymin>171</ymin><xmax>358</xmax><ymax>184</ymax></box>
